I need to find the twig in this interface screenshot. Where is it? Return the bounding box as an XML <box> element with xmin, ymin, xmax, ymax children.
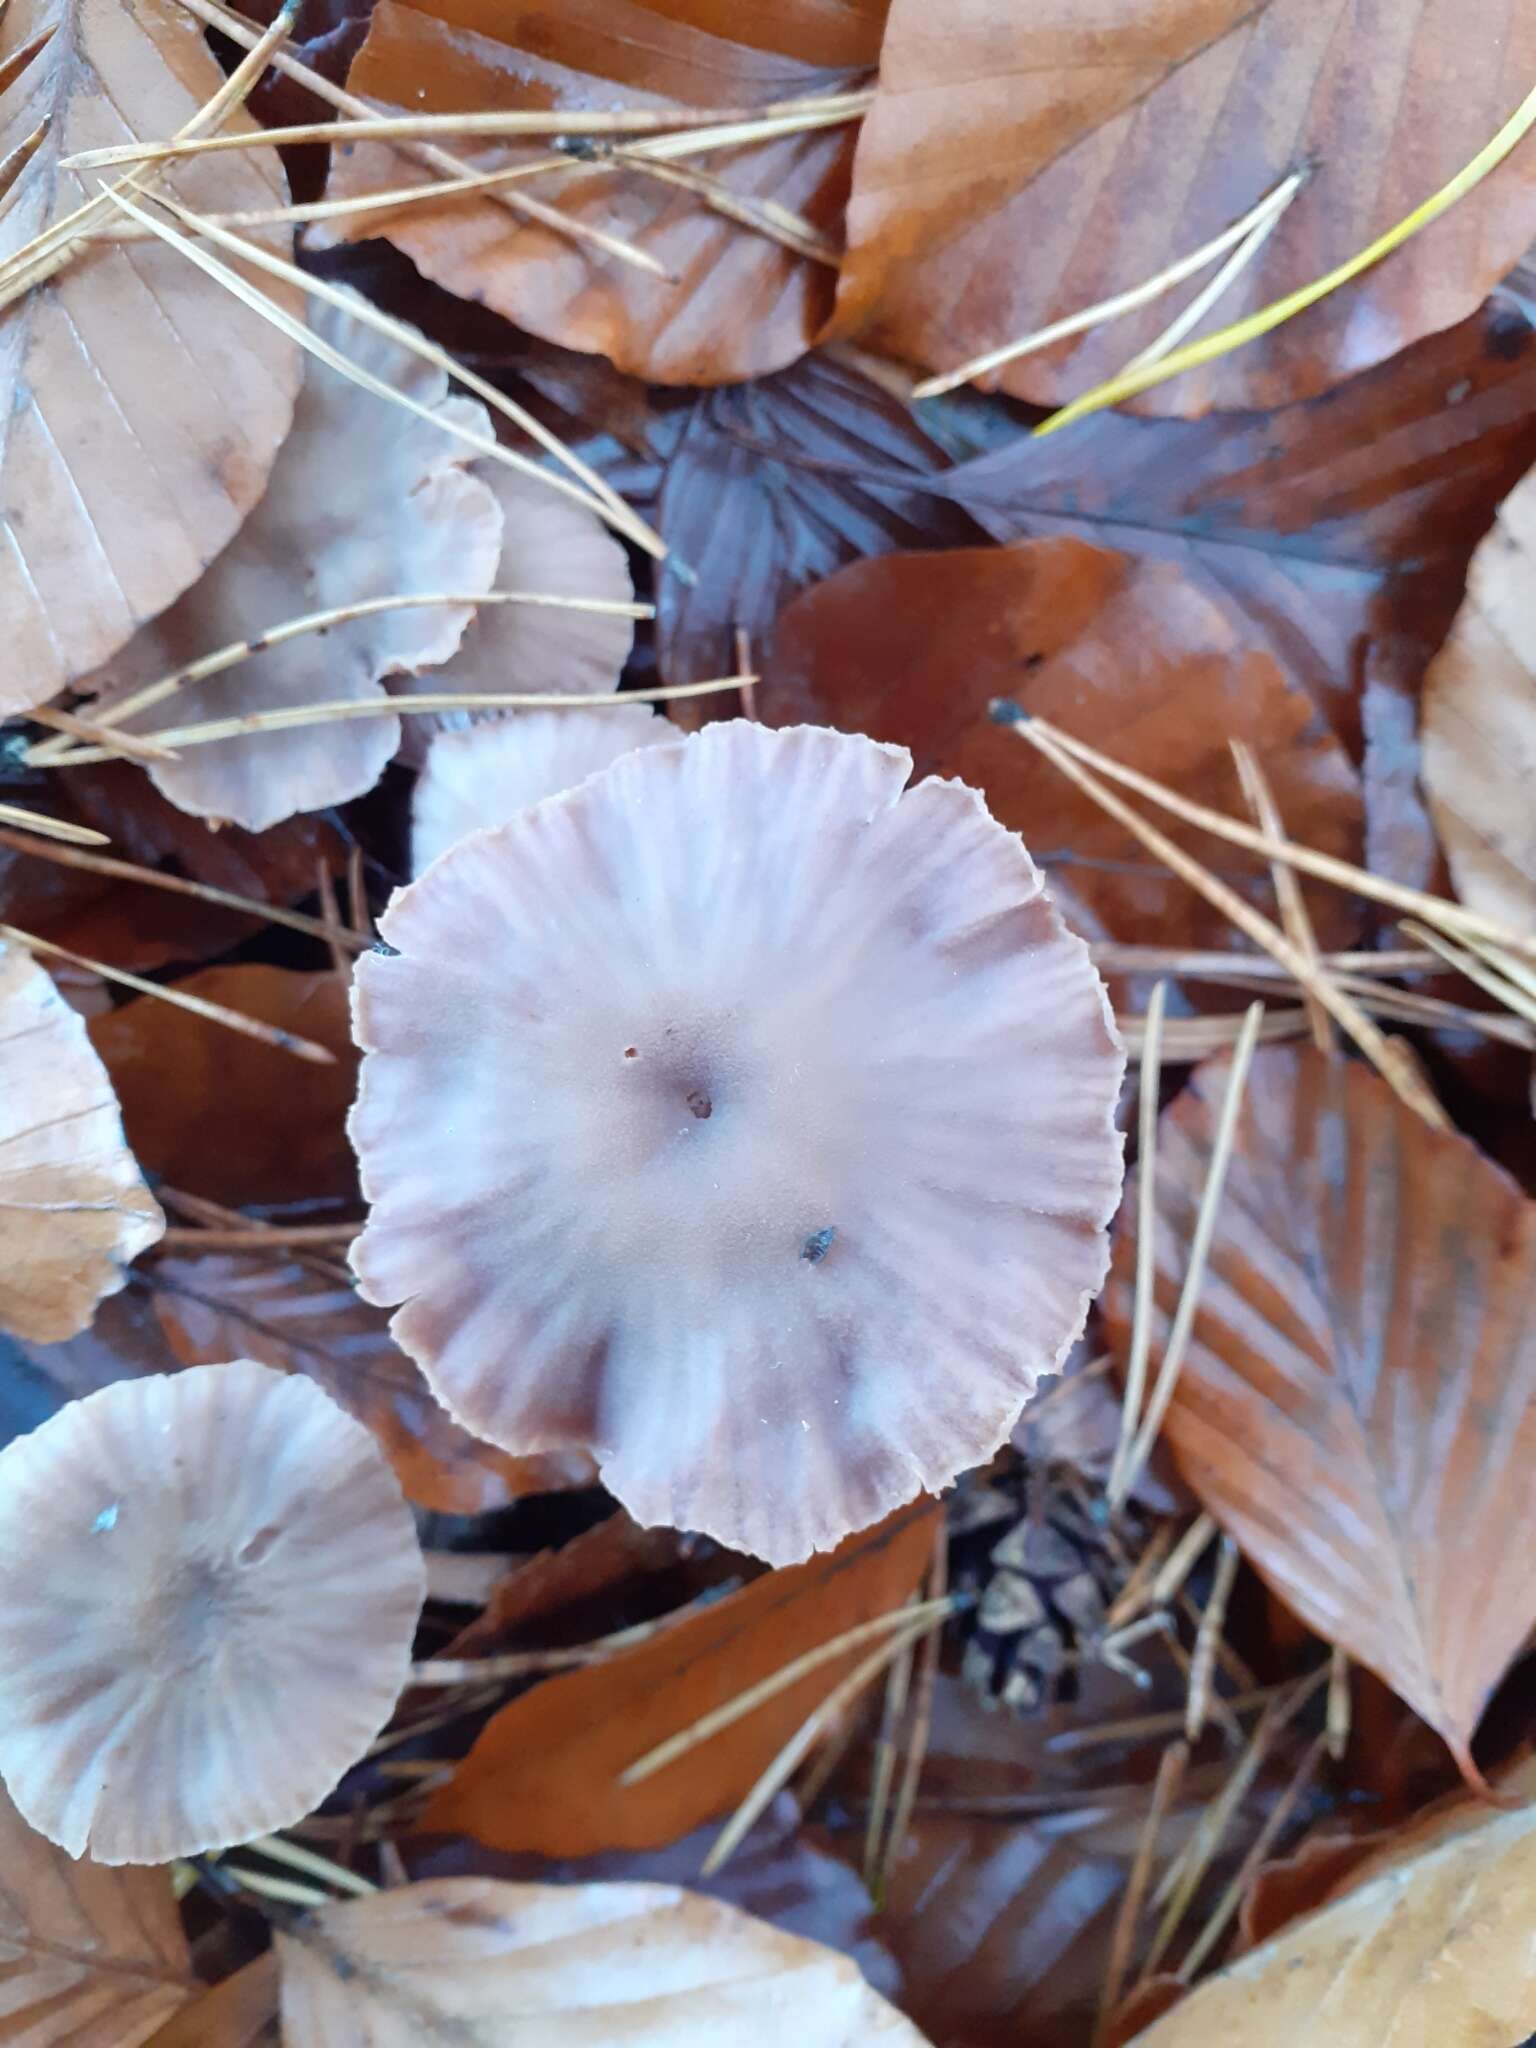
<box><xmin>912</xmin><ymin>171</ymin><xmax>1304</xmax><ymax>399</ymax></box>
<box><xmin>619</xmin><ymin>1596</ymin><xmax>955</xmax><ymax>1786</ymax></box>
<box><xmin>0</xmin><ymin>924</ymin><xmax>336</xmax><ymax>1061</ymax></box>
<box><xmin>1231</xmin><ymin>740</ymin><xmax>1332</xmax><ymax>1053</ymax></box>
<box><xmin>1185</xmin><ymin>1535</ymin><xmax>1240</xmax><ymax>1742</ymax></box>
<box><xmin>0</xmin><ymin>826</ymin><xmax>370</xmax><ymax>952</ymax></box>
<box><xmin>1117</xmin><ymin>1001</ymin><xmax>1266</xmax><ymax>1504</ymax></box>
<box><xmin>1107</xmin><ymin>976</ymin><xmax>1166</xmax><ymax>1511</ymax></box>
<box><xmin>1094</xmin><ymin>1738</ymin><xmax>1189</xmax><ymax>2045</ymax></box>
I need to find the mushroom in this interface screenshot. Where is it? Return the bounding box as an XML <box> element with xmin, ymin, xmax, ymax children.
<box><xmin>0</xmin><ymin>1361</ymin><xmax>425</xmax><ymax>1863</ymax></box>
<box><xmin>351</xmin><ymin>721</ymin><xmax>1125</xmax><ymax>1564</ymax></box>
<box><xmin>412</xmin><ymin>706</ymin><xmax>672</xmax><ymax>874</ymax></box>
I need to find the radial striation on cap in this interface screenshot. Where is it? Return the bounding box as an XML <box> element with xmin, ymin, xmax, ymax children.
<box><xmin>0</xmin><ymin>1361</ymin><xmax>425</xmax><ymax>1863</ymax></box>
<box><xmin>352</xmin><ymin>721</ymin><xmax>1126</xmax><ymax>1564</ymax></box>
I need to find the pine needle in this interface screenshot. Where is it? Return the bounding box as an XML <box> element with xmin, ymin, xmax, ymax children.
<box><xmin>1107</xmin><ymin>975</ymin><xmax>1167</xmax><ymax>1513</ymax></box>
<box><xmin>248</xmin><ymin>1834</ymin><xmax>376</xmax><ymax>1897</ymax></box>
<box><xmin>1036</xmin><ymin>82</ymin><xmax>1536</xmax><ymax>434</ymax></box>
<box><xmin>876</xmin><ymin>1520</ymin><xmax>949</xmax><ymax>1897</ymax></box>
<box><xmin>1094</xmin><ymin>1737</ymin><xmax>1188</xmax><ymax>2046</ymax></box>
<box><xmin>1120</xmin><ymin>173</ymin><xmax>1302</xmax><ymax>374</ymax></box>
<box><xmin>1400</xmin><ymin>918</ymin><xmax>1536</xmax><ymax>1031</ymax></box>
<box><xmin>1230</xmin><ymin>740</ymin><xmax>1333</xmax><ymax>1053</ymax></box>
<box><xmin>0</xmin><ymin>924</ymin><xmax>336</xmax><ymax>1062</ymax></box>
<box><xmin>1185</xmin><ymin>1535</ymin><xmax>1240</xmax><ymax>1742</ymax></box>
<box><xmin>1177</xmin><ymin>1730</ymin><xmax>1327</xmax><ymax>1982</ymax></box>
<box><xmin>0</xmin><ymin>801</ymin><xmax>107</xmax><ymax>845</ymax></box>
<box><xmin>24</xmin><ymin>703</ymin><xmax>179</xmax><ymax>764</ymax></box>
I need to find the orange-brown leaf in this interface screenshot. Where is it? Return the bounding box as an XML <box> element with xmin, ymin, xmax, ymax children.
<box><xmin>1103</xmin><ymin>1044</ymin><xmax>1536</xmax><ymax>1782</ymax></box>
<box><xmin>830</xmin><ymin>0</ymin><xmax>1536</xmax><ymax>415</ymax></box>
<box><xmin>421</xmin><ymin>1499</ymin><xmax>936</xmax><ymax>1855</ymax></box>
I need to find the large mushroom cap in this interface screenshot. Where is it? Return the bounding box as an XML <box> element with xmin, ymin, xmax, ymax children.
<box><xmin>352</xmin><ymin>722</ymin><xmax>1125</xmax><ymax>1564</ymax></box>
<box><xmin>0</xmin><ymin>1361</ymin><xmax>425</xmax><ymax>1863</ymax></box>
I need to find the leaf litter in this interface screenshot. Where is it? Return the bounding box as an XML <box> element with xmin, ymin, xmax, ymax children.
<box><xmin>2</xmin><ymin>3</ymin><xmax>1536</xmax><ymax>2041</ymax></box>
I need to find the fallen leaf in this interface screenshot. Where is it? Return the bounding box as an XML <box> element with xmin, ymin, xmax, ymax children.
<box><xmin>0</xmin><ymin>938</ymin><xmax>163</xmax><ymax>1340</ymax></box>
<box><xmin>440</xmin><ymin>1511</ymin><xmax>688</xmax><ymax>1663</ymax></box>
<box><xmin>1102</xmin><ymin>1044</ymin><xmax>1536</xmax><ymax>1783</ymax></box>
<box><xmin>144</xmin><ymin>1956</ymin><xmax>279</xmax><ymax>2048</ymax></box>
<box><xmin>0</xmin><ymin>1282</ymin><xmax>166</xmax><ymax>1450</ymax></box>
<box><xmin>655</xmin><ymin>352</ymin><xmax>984</xmax><ymax>691</ymax></box>
<box><xmin>321</xmin><ymin>0</ymin><xmax>884</xmax><ymax>384</ymax></box>
<box><xmin>421</xmin><ymin>1500</ymin><xmax>936</xmax><ymax>1855</ymax></box>
<box><xmin>761</xmin><ymin>539</ymin><xmax>1366</xmax><ymax>951</ymax></box>
<box><xmin>149</xmin><ymin>1250</ymin><xmax>589</xmax><ymax>1515</ymax></box>
<box><xmin>0</xmin><ymin>0</ymin><xmax>302</xmax><ymax>708</ymax></box>
<box><xmin>84</xmin><ymin>293</ymin><xmax>503</xmax><ymax>832</ymax></box>
<box><xmin>1421</xmin><ymin>459</ymin><xmax>1536</xmax><ymax>928</ymax></box>
<box><xmin>938</xmin><ymin>287</ymin><xmax>1536</xmax><ymax>753</ymax></box>
<box><xmin>89</xmin><ymin>964</ymin><xmax>357</xmax><ymax>1207</ymax></box>
<box><xmin>0</xmin><ymin>1779</ymin><xmax>191</xmax><ymax>2044</ymax></box>
<box><xmin>830</xmin><ymin>0</ymin><xmax>1536</xmax><ymax>415</ymax></box>
<box><xmin>1131</xmin><ymin>1779</ymin><xmax>1536</xmax><ymax>2046</ymax></box>
<box><xmin>276</xmin><ymin>1876</ymin><xmax>929</xmax><ymax>2043</ymax></box>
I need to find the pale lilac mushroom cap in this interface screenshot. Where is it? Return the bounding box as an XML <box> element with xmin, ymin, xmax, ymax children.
<box><xmin>412</xmin><ymin>706</ymin><xmax>673</xmax><ymax>874</ymax></box>
<box><xmin>351</xmin><ymin>722</ymin><xmax>1126</xmax><ymax>1565</ymax></box>
<box><xmin>0</xmin><ymin>1362</ymin><xmax>425</xmax><ymax>1863</ymax></box>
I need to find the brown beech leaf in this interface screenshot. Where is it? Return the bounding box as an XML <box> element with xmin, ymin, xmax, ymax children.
<box><xmin>88</xmin><ymin>964</ymin><xmax>357</xmax><ymax>1207</ymax></box>
<box><xmin>145</xmin><ymin>1956</ymin><xmax>279</xmax><ymax>2048</ymax></box>
<box><xmin>0</xmin><ymin>0</ymin><xmax>301</xmax><ymax>709</ymax></box>
<box><xmin>276</xmin><ymin>1877</ymin><xmax>928</xmax><ymax>2043</ymax></box>
<box><xmin>83</xmin><ymin>294</ymin><xmax>502</xmax><ymax>832</ymax></box>
<box><xmin>762</xmin><ymin>538</ymin><xmax>1365</xmax><ymax>951</ymax></box>
<box><xmin>421</xmin><ymin>1500</ymin><xmax>936</xmax><ymax>1855</ymax></box>
<box><xmin>938</xmin><ymin>288</ymin><xmax>1536</xmax><ymax>752</ymax></box>
<box><xmin>0</xmin><ymin>1780</ymin><xmax>192</xmax><ymax>2045</ymax></box>
<box><xmin>830</xmin><ymin>0</ymin><xmax>1536</xmax><ymax>416</ymax></box>
<box><xmin>0</xmin><ymin>939</ymin><xmax>163</xmax><ymax>1342</ymax></box>
<box><xmin>1132</xmin><ymin>1783</ymin><xmax>1536</xmax><ymax>2046</ymax></box>
<box><xmin>321</xmin><ymin>0</ymin><xmax>884</xmax><ymax>384</ymax></box>
<box><xmin>441</xmin><ymin>1512</ymin><xmax>685</xmax><ymax>1664</ymax></box>
<box><xmin>1422</xmin><ymin>459</ymin><xmax>1536</xmax><ymax>929</ymax></box>
<box><xmin>655</xmin><ymin>353</ymin><xmax>984</xmax><ymax>689</ymax></box>
<box><xmin>148</xmin><ymin>1251</ymin><xmax>590</xmax><ymax>1515</ymax></box>
<box><xmin>1103</xmin><ymin>1044</ymin><xmax>1536</xmax><ymax>1784</ymax></box>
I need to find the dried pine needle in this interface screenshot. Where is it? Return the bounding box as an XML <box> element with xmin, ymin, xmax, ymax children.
<box><xmin>248</xmin><ymin>1833</ymin><xmax>376</xmax><ymax>1897</ymax></box>
<box><xmin>1036</xmin><ymin>81</ymin><xmax>1536</xmax><ymax>433</ymax></box>
<box><xmin>1185</xmin><ymin>1535</ymin><xmax>1241</xmax><ymax>1743</ymax></box>
<box><xmin>1107</xmin><ymin>975</ymin><xmax>1167</xmax><ymax>1513</ymax></box>
<box><xmin>0</xmin><ymin>924</ymin><xmax>336</xmax><ymax>1062</ymax></box>
<box><xmin>24</xmin><ymin>703</ymin><xmax>180</xmax><ymax>764</ymax></box>
<box><xmin>876</xmin><ymin>1522</ymin><xmax>948</xmax><ymax>1897</ymax></box>
<box><xmin>1231</xmin><ymin>739</ymin><xmax>1332</xmax><ymax>1053</ymax></box>
<box><xmin>0</xmin><ymin>801</ymin><xmax>107</xmax><ymax>846</ymax></box>
<box><xmin>1400</xmin><ymin>919</ymin><xmax>1536</xmax><ymax>1032</ymax></box>
<box><xmin>1120</xmin><ymin>175</ymin><xmax>1302</xmax><ymax>374</ymax></box>
<box><xmin>1094</xmin><ymin>1737</ymin><xmax>1189</xmax><ymax>2046</ymax></box>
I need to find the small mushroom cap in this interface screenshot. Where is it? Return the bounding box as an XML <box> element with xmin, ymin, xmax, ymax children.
<box><xmin>0</xmin><ymin>1361</ymin><xmax>425</xmax><ymax>1863</ymax></box>
<box><xmin>352</xmin><ymin>722</ymin><xmax>1125</xmax><ymax>1564</ymax></box>
<box><xmin>412</xmin><ymin>706</ymin><xmax>673</xmax><ymax>874</ymax></box>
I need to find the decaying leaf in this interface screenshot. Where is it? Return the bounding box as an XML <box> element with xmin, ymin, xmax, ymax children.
<box><xmin>421</xmin><ymin>1500</ymin><xmax>936</xmax><ymax>1855</ymax></box>
<box><xmin>144</xmin><ymin>1954</ymin><xmax>279</xmax><ymax>2048</ymax></box>
<box><xmin>0</xmin><ymin>938</ymin><xmax>163</xmax><ymax>1341</ymax></box>
<box><xmin>0</xmin><ymin>0</ymin><xmax>302</xmax><ymax>709</ymax></box>
<box><xmin>831</xmin><ymin>0</ymin><xmax>1536</xmax><ymax>414</ymax></box>
<box><xmin>321</xmin><ymin>0</ymin><xmax>882</xmax><ymax>384</ymax></box>
<box><xmin>0</xmin><ymin>1778</ymin><xmax>192</xmax><ymax>2043</ymax></box>
<box><xmin>1103</xmin><ymin>1044</ymin><xmax>1536</xmax><ymax>1782</ymax></box>
<box><xmin>277</xmin><ymin>1876</ymin><xmax>928</xmax><ymax>2043</ymax></box>
<box><xmin>1422</xmin><ymin>459</ymin><xmax>1536</xmax><ymax>929</ymax></box>
<box><xmin>1133</xmin><ymin>1780</ymin><xmax>1536</xmax><ymax>2045</ymax></box>
<box><xmin>83</xmin><ymin>293</ymin><xmax>503</xmax><ymax>832</ymax></box>
<box><xmin>149</xmin><ymin>1251</ymin><xmax>593</xmax><ymax>1516</ymax></box>
<box><xmin>762</xmin><ymin>539</ymin><xmax>1366</xmax><ymax>952</ymax></box>
<box><xmin>89</xmin><ymin>964</ymin><xmax>357</xmax><ymax>1207</ymax></box>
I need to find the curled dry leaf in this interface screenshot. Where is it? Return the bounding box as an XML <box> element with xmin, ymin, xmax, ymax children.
<box><xmin>0</xmin><ymin>939</ymin><xmax>162</xmax><ymax>1342</ymax></box>
<box><xmin>0</xmin><ymin>0</ymin><xmax>301</xmax><ymax>708</ymax></box>
<box><xmin>412</xmin><ymin>708</ymin><xmax>672</xmax><ymax>873</ymax></box>
<box><xmin>1132</xmin><ymin>1781</ymin><xmax>1536</xmax><ymax>2046</ymax></box>
<box><xmin>149</xmin><ymin>1251</ymin><xmax>592</xmax><ymax>1516</ymax></box>
<box><xmin>421</xmin><ymin>1500</ymin><xmax>936</xmax><ymax>1856</ymax></box>
<box><xmin>83</xmin><ymin>294</ymin><xmax>503</xmax><ymax>832</ymax></box>
<box><xmin>1103</xmin><ymin>1044</ymin><xmax>1536</xmax><ymax>1784</ymax></box>
<box><xmin>351</xmin><ymin>722</ymin><xmax>1124</xmax><ymax>1564</ymax></box>
<box><xmin>322</xmin><ymin>0</ymin><xmax>884</xmax><ymax>384</ymax></box>
<box><xmin>394</xmin><ymin>461</ymin><xmax>636</xmax><ymax>764</ymax></box>
<box><xmin>1422</xmin><ymin>459</ymin><xmax>1536</xmax><ymax>929</ymax></box>
<box><xmin>830</xmin><ymin>0</ymin><xmax>1536</xmax><ymax>415</ymax></box>
<box><xmin>0</xmin><ymin>1360</ymin><xmax>425</xmax><ymax>1862</ymax></box>
<box><xmin>762</xmin><ymin>539</ymin><xmax>1366</xmax><ymax>953</ymax></box>
<box><xmin>0</xmin><ymin>1778</ymin><xmax>192</xmax><ymax>2044</ymax></box>
<box><xmin>277</xmin><ymin>1877</ymin><xmax>929</xmax><ymax>2044</ymax></box>
<box><xmin>89</xmin><ymin>964</ymin><xmax>357</xmax><ymax>1208</ymax></box>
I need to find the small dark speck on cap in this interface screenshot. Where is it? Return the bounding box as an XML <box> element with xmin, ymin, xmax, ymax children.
<box><xmin>801</xmin><ymin>1226</ymin><xmax>836</xmax><ymax>1264</ymax></box>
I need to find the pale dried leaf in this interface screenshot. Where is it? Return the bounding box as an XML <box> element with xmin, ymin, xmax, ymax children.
<box><xmin>276</xmin><ymin>1877</ymin><xmax>930</xmax><ymax>2043</ymax></box>
<box><xmin>1422</xmin><ymin>459</ymin><xmax>1536</xmax><ymax>930</ymax></box>
<box><xmin>0</xmin><ymin>0</ymin><xmax>302</xmax><ymax>708</ymax></box>
<box><xmin>0</xmin><ymin>1778</ymin><xmax>191</xmax><ymax>2044</ymax></box>
<box><xmin>84</xmin><ymin>292</ymin><xmax>503</xmax><ymax>831</ymax></box>
<box><xmin>0</xmin><ymin>937</ymin><xmax>162</xmax><ymax>1342</ymax></box>
<box><xmin>1103</xmin><ymin>1044</ymin><xmax>1536</xmax><ymax>1783</ymax></box>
